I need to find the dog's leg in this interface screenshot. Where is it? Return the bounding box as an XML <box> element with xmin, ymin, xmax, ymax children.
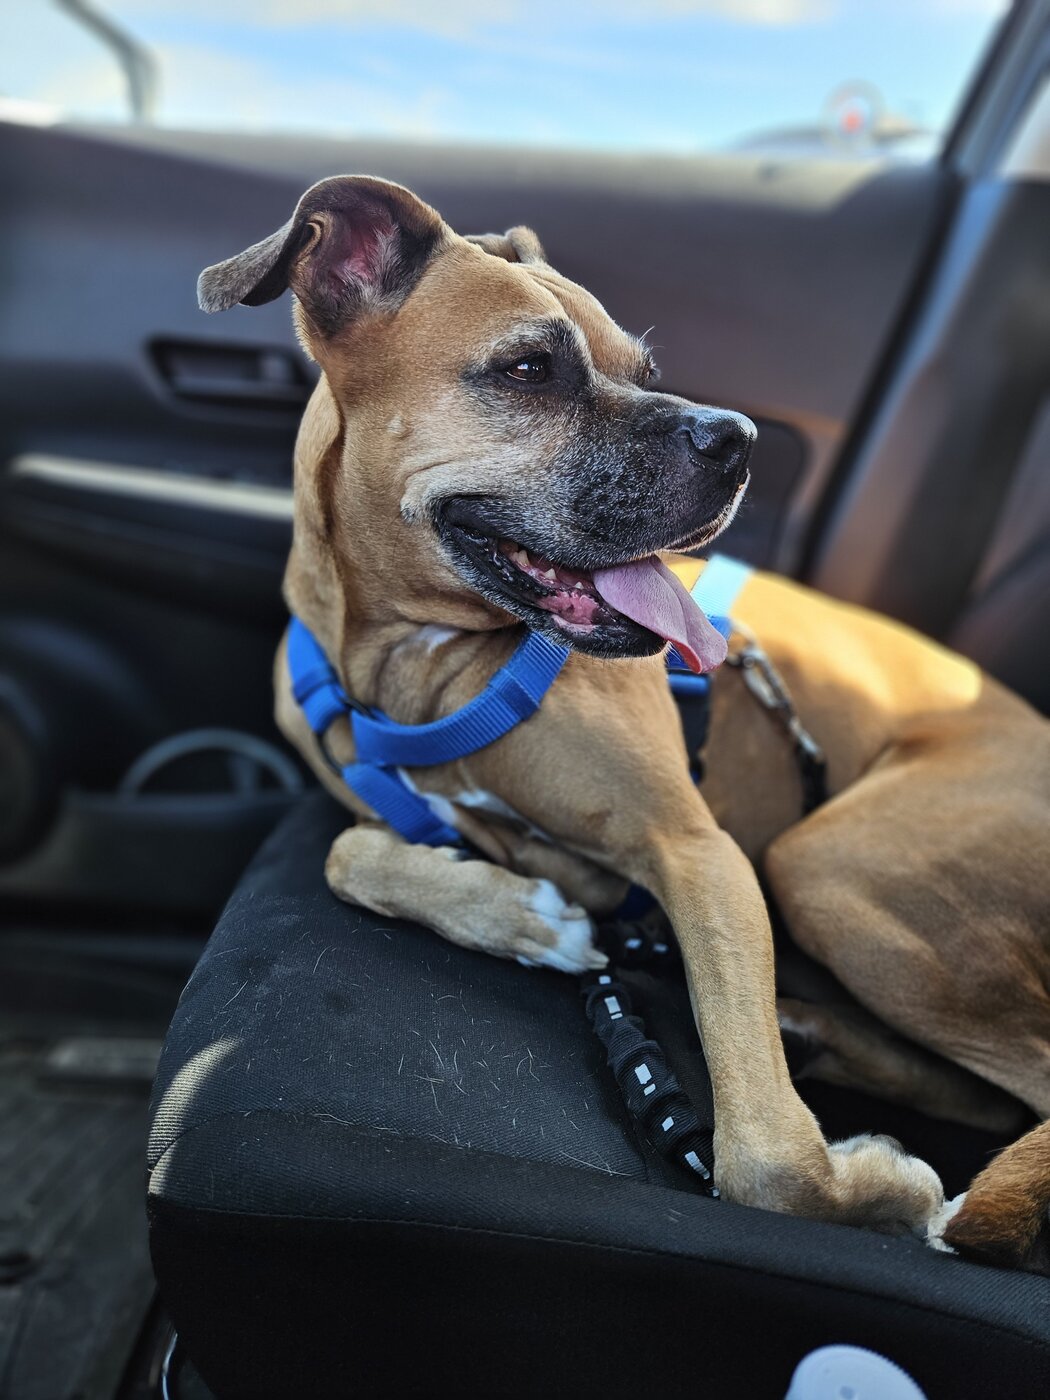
<box><xmin>937</xmin><ymin>1119</ymin><xmax>1050</xmax><ymax>1274</ymax></box>
<box><xmin>763</xmin><ymin>732</ymin><xmax>1050</xmax><ymax>1120</ymax></box>
<box><xmin>632</xmin><ymin>819</ymin><xmax>943</xmax><ymax>1231</ymax></box>
<box><xmin>325</xmin><ymin>823</ymin><xmax>608</xmax><ymax>974</ymax></box>
<box><xmin>777</xmin><ymin>997</ymin><xmax>1029</xmax><ymax>1135</ymax></box>
<box><xmin>491</xmin><ymin>826</ymin><xmax>630</xmax><ymax>916</ymax></box>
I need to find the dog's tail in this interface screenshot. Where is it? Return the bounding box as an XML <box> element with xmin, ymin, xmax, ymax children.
<box><xmin>944</xmin><ymin>1117</ymin><xmax>1050</xmax><ymax>1273</ymax></box>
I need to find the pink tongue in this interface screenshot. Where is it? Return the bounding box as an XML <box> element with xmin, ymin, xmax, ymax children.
<box><xmin>592</xmin><ymin>556</ymin><xmax>727</xmax><ymax>674</ymax></box>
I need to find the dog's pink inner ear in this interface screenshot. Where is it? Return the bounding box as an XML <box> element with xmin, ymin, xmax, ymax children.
<box><xmin>290</xmin><ymin>189</ymin><xmax>443</xmax><ymax>334</ymax></box>
<box><xmin>311</xmin><ymin>207</ymin><xmax>397</xmax><ymax>293</ymax></box>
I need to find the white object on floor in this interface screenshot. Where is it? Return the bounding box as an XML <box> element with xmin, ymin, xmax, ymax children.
<box><xmin>785</xmin><ymin>1344</ymin><xmax>928</xmax><ymax>1400</ymax></box>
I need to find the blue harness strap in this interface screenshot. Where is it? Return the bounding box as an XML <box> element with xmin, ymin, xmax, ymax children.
<box><xmin>288</xmin><ymin>620</ymin><xmax>570</xmax><ymax>846</ymax></box>
<box><xmin>346</xmin><ymin>630</ymin><xmax>568</xmax><ymax>845</ymax></box>
<box><xmin>343</xmin><ymin>763</ymin><xmax>461</xmax><ymax>847</ymax></box>
<box><xmin>288</xmin><ymin>617</ymin><xmax>352</xmax><ymax>734</ymax></box>
<box><xmin>350</xmin><ymin>631</ymin><xmax>569</xmax><ymax>767</ymax></box>
<box><xmin>287</xmin><ymin>555</ymin><xmax>753</xmax><ymax>847</ymax></box>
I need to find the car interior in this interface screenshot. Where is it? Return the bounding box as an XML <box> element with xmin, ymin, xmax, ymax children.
<box><xmin>1</xmin><ymin>1</ymin><xmax>1049</xmax><ymax>1396</ymax></box>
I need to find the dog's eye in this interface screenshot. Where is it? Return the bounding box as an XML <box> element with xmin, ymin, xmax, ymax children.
<box><xmin>505</xmin><ymin>354</ymin><xmax>551</xmax><ymax>383</ymax></box>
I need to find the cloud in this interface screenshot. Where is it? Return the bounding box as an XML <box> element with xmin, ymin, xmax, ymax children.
<box><xmin>114</xmin><ymin>0</ymin><xmax>835</xmax><ymax>32</ymax></box>
<box><xmin>111</xmin><ymin>0</ymin><xmax>530</xmax><ymax>38</ymax></box>
<box><xmin>619</xmin><ymin>0</ymin><xmax>834</xmax><ymax>19</ymax></box>
<box><xmin>142</xmin><ymin>41</ymin><xmax>457</xmax><ymax>137</ymax></box>
<box><xmin>930</xmin><ymin>0</ymin><xmax>1009</xmax><ymax>12</ymax></box>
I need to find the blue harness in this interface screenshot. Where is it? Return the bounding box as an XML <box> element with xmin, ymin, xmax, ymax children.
<box><xmin>288</xmin><ymin>554</ymin><xmax>753</xmax><ymax>847</ymax></box>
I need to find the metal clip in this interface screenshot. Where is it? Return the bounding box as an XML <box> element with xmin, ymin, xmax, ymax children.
<box><xmin>733</xmin><ymin>646</ymin><xmax>785</xmax><ymax>712</ymax></box>
<box><xmin>726</xmin><ymin>635</ymin><xmax>828</xmax><ymax>812</ymax></box>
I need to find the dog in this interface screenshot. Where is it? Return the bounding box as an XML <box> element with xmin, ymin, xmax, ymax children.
<box><xmin>198</xmin><ymin>175</ymin><xmax>1050</xmax><ymax>1262</ymax></box>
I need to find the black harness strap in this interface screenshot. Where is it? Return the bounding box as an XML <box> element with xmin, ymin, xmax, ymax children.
<box><xmin>582</xmin><ymin>924</ymin><xmax>718</xmax><ymax>1196</ymax></box>
<box><xmin>674</xmin><ymin>682</ymin><xmax>714</xmax><ymax>784</ymax></box>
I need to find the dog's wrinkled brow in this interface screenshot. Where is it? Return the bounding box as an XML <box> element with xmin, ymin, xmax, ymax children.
<box><xmin>479</xmin><ymin>317</ymin><xmax>587</xmax><ymax>369</ymax></box>
<box><xmin>473</xmin><ymin>316</ymin><xmax>654</xmax><ymax>386</ymax></box>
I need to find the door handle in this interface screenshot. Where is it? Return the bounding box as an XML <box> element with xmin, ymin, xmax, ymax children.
<box><xmin>151</xmin><ymin>338</ymin><xmax>312</xmax><ymax>410</ymax></box>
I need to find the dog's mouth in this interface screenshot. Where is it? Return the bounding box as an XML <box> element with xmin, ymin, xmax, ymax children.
<box><xmin>438</xmin><ymin>506</ymin><xmax>733</xmax><ymax>671</ymax></box>
<box><xmin>483</xmin><ymin>537</ymin><xmax>618</xmax><ymax>629</ymax></box>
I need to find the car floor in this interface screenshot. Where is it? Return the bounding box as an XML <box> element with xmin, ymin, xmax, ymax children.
<box><xmin>0</xmin><ymin>926</ymin><xmax>205</xmax><ymax>1400</ymax></box>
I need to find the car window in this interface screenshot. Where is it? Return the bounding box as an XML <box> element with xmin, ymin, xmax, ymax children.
<box><xmin>5</xmin><ymin>1</ymin><xmax>1010</xmax><ymax>159</ymax></box>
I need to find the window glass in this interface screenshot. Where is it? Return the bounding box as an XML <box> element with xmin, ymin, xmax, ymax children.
<box><xmin>5</xmin><ymin>0</ymin><xmax>1010</xmax><ymax>160</ymax></box>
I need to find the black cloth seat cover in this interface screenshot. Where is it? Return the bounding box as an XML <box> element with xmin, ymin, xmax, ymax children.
<box><xmin>147</xmin><ymin>792</ymin><xmax>1050</xmax><ymax>1399</ymax></box>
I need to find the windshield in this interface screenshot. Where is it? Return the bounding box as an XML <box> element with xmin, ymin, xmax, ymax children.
<box><xmin>6</xmin><ymin>0</ymin><xmax>1009</xmax><ymax>159</ymax></box>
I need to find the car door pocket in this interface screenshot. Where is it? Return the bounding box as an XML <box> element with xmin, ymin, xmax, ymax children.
<box><xmin>151</xmin><ymin>338</ymin><xmax>311</xmax><ymax>412</ymax></box>
<box><xmin>0</xmin><ymin>728</ymin><xmax>306</xmax><ymax>920</ymax></box>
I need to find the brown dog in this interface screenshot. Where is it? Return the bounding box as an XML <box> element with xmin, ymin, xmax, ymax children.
<box><xmin>199</xmin><ymin>176</ymin><xmax>1050</xmax><ymax>1258</ymax></box>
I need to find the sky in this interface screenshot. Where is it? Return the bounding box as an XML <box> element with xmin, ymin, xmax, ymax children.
<box><xmin>4</xmin><ymin>0</ymin><xmax>1009</xmax><ymax>154</ymax></box>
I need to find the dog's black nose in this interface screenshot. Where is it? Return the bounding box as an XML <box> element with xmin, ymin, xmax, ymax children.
<box><xmin>675</xmin><ymin>409</ymin><xmax>756</xmax><ymax>478</ymax></box>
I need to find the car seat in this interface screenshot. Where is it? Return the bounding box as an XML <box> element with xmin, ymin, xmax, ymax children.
<box><xmin>147</xmin><ymin>791</ymin><xmax>1050</xmax><ymax>1398</ymax></box>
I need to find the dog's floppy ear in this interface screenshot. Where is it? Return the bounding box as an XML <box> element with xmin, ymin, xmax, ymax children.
<box><xmin>465</xmin><ymin>226</ymin><xmax>546</xmax><ymax>265</ymax></box>
<box><xmin>197</xmin><ymin>175</ymin><xmax>446</xmax><ymax>334</ymax></box>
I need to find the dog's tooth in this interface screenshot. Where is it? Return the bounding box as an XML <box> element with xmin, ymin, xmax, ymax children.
<box><xmin>543</xmin><ymin>568</ymin><xmax>557</xmax><ymax>581</ymax></box>
<box><xmin>574</xmin><ymin>581</ymin><xmax>583</xmax><ymax>589</ymax></box>
<box><xmin>514</xmin><ymin>549</ymin><xmax>529</xmax><ymax>568</ymax></box>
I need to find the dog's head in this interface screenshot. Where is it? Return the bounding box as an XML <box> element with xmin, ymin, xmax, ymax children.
<box><xmin>200</xmin><ymin>175</ymin><xmax>754</xmax><ymax>665</ymax></box>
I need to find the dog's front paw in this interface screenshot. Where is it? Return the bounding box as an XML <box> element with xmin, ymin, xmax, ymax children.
<box><xmin>717</xmin><ymin>1130</ymin><xmax>943</xmax><ymax>1236</ymax></box>
<box><xmin>823</xmin><ymin>1134</ymin><xmax>944</xmax><ymax>1235</ymax></box>
<box><xmin>513</xmin><ymin>879</ymin><xmax>608</xmax><ymax>974</ymax></box>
